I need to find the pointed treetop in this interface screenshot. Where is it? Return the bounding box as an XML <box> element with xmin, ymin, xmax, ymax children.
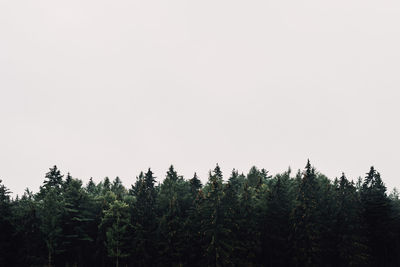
<box><xmin>190</xmin><ymin>172</ymin><xmax>202</xmax><ymax>192</ymax></box>
<box><xmin>363</xmin><ymin>166</ymin><xmax>376</xmax><ymax>188</ymax></box>
<box><xmin>213</xmin><ymin>163</ymin><xmax>223</xmax><ymax>178</ymax></box>
<box><xmin>306</xmin><ymin>159</ymin><xmax>311</xmax><ymax>170</ymax></box>
<box><xmin>43</xmin><ymin>165</ymin><xmax>64</xmax><ymax>190</ymax></box>
<box><xmin>145</xmin><ymin>168</ymin><xmax>156</xmax><ymax>187</ymax></box>
<box><xmin>166</xmin><ymin>165</ymin><xmax>179</xmax><ymax>181</ymax></box>
<box><xmin>86</xmin><ymin>177</ymin><xmax>96</xmax><ymax>193</ymax></box>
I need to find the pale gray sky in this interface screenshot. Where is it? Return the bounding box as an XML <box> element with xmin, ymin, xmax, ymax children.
<box><xmin>1</xmin><ymin>0</ymin><xmax>399</xmax><ymax>195</ymax></box>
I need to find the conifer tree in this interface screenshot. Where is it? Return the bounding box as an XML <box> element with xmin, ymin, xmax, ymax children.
<box><xmin>38</xmin><ymin>165</ymin><xmax>63</xmax><ymax>197</ymax></box>
<box><xmin>12</xmin><ymin>189</ymin><xmax>45</xmax><ymax>266</ymax></box>
<box><xmin>247</xmin><ymin>166</ymin><xmax>262</xmax><ymax>187</ymax></box>
<box><xmin>361</xmin><ymin>167</ymin><xmax>392</xmax><ymax>266</ymax></box>
<box><xmin>100</xmin><ymin>199</ymin><xmax>131</xmax><ymax>267</ymax></box>
<box><xmin>333</xmin><ymin>173</ymin><xmax>369</xmax><ymax>266</ymax></box>
<box><xmin>111</xmin><ymin>177</ymin><xmax>126</xmax><ymax>200</ymax></box>
<box><xmin>158</xmin><ymin>165</ymin><xmax>191</xmax><ymax>265</ymax></box>
<box><xmin>291</xmin><ymin>160</ymin><xmax>321</xmax><ymax>266</ymax></box>
<box><xmin>86</xmin><ymin>177</ymin><xmax>97</xmax><ymax>195</ymax></box>
<box><xmin>36</xmin><ymin>166</ymin><xmax>65</xmax><ymax>266</ymax></box>
<box><xmin>228</xmin><ymin>169</ymin><xmax>244</xmax><ymax>193</ymax></box>
<box><xmin>38</xmin><ymin>187</ymin><xmax>64</xmax><ymax>267</ymax></box>
<box><xmin>260</xmin><ymin>172</ymin><xmax>292</xmax><ymax>266</ymax></box>
<box><xmin>0</xmin><ymin>179</ymin><xmax>15</xmax><ymax>266</ymax></box>
<box><xmin>60</xmin><ymin>177</ymin><xmax>93</xmax><ymax>266</ymax></box>
<box><xmin>131</xmin><ymin>169</ymin><xmax>158</xmax><ymax>266</ymax></box>
<box><xmin>237</xmin><ymin>182</ymin><xmax>258</xmax><ymax>264</ymax></box>
<box><xmin>202</xmin><ymin>165</ymin><xmax>232</xmax><ymax>266</ymax></box>
<box><xmin>189</xmin><ymin>172</ymin><xmax>202</xmax><ymax>198</ymax></box>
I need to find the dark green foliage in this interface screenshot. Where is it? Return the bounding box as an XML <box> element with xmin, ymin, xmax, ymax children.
<box><xmin>2</xmin><ymin>162</ymin><xmax>400</xmax><ymax>266</ymax></box>
<box><xmin>201</xmin><ymin>165</ymin><xmax>233</xmax><ymax>266</ymax></box>
<box><xmin>12</xmin><ymin>189</ymin><xmax>45</xmax><ymax>266</ymax></box>
<box><xmin>259</xmin><ymin>171</ymin><xmax>293</xmax><ymax>266</ymax></box>
<box><xmin>361</xmin><ymin>167</ymin><xmax>394</xmax><ymax>266</ymax></box>
<box><xmin>0</xmin><ymin>180</ymin><xmax>16</xmax><ymax>266</ymax></box>
<box><xmin>189</xmin><ymin>172</ymin><xmax>202</xmax><ymax>197</ymax></box>
<box><xmin>291</xmin><ymin>160</ymin><xmax>322</xmax><ymax>266</ymax></box>
<box><xmin>333</xmin><ymin>173</ymin><xmax>369</xmax><ymax>266</ymax></box>
<box><xmin>100</xmin><ymin>199</ymin><xmax>131</xmax><ymax>267</ymax></box>
<box><xmin>60</xmin><ymin>177</ymin><xmax>94</xmax><ymax>266</ymax></box>
<box><xmin>130</xmin><ymin>169</ymin><xmax>158</xmax><ymax>266</ymax></box>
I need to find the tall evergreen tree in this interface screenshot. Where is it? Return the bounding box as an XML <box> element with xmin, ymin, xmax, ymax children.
<box><xmin>361</xmin><ymin>167</ymin><xmax>392</xmax><ymax>266</ymax></box>
<box><xmin>201</xmin><ymin>165</ymin><xmax>233</xmax><ymax>266</ymax></box>
<box><xmin>0</xmin><ymin>180</ymin><xmax>15</xmax><ymax>266</ymax></box>
<box><xmin>38</xmin><ymin>165</ymin><xmax>63</xmax><ymax>197</ymax></box>
<box><xmin>333</xmin><ymin>173</ymin><xmax>369</xmax><ymax>266</ymax></box>
<box><xmin>12</xmin><ymin>189</ymin><xmax>46</xmax><ymax>266</ymax></box>
<box><xmin>291</xmin><ymin>160</ymin><xmax>321</xmax><ymax>266</ymax></box>
<box><xmin>131</xmin><ymin>169</ymin><xmax>158</xmax><ymax>266</ymax></box>
<box><xmin>189</xmin><ymin>172</ymin><xmax>202</xmax><ymax>198</ymax></box>
<box><xmin>38</xmin><ymin>187</ymin><xmax>64</xmax><ymax>267</ymax></box>
<box><xmin>60</xmin><ymin>177</ymin><xmax>94</xmax><ymax>266</ymax></box>
<box><xmin>260</xmin><ymin>172</ymin><xmax>292</xmax><ymax>266</ymax></box>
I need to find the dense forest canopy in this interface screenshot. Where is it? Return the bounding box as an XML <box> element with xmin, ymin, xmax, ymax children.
<box><xmin>1</xmin><ymin>161</ymin><xmax>400</xmax><ymax>267</ymax></box>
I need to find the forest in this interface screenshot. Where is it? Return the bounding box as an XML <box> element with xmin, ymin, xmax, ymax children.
<box><xmin>1</xmin><ymin>161</ymin><xmax>400</xmax><ymax>267</ymax></box>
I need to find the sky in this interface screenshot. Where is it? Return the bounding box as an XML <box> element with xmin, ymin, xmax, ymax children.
<box><xmin>1</xmin><ymin>0</ymin><xmax>399</xmax><ymax>196</ymax></box>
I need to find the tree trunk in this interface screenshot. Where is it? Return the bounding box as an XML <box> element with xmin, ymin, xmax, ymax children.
<box><xmin>48</xmin><ymin>249</ymin><xmax>52</xmax><ymax>267</ymax></box>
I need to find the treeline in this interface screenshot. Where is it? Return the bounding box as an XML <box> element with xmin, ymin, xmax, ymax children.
<box><xmin>1</xmin><ymin>161</ymin><xmax>400</xmax><ymax>266</ymax></box>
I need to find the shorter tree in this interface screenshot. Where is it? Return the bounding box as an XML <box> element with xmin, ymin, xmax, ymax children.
<box><xmin>100</xmin><ymin>199</ymin><xmax>131</xmax><ymax>267</ymax></box>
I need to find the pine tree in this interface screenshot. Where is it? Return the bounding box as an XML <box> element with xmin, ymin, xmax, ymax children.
<box><xmin>37</xmin><ymin>166</ymin><xmax>65</xmax><ymax>266</ymax></box>
<box><xmin>158</xmin><ymin>165</ymin><xmax>191</xmax><ymax>266</ymax></box>
<box><xmin>201</xmin><ymin>165</ymin><xmax>232</xmax><ymax>266</ymax></box>
<box><xmin>86</xmin><ymin>177</ymin><xmax>97</xmax><ymax>195</ymax></box>
<box><xmin>237</xmin><ymin>182</ymin><xmax>258</xmax><ymax>264</ymax></box>
<box><xmin>228</xmin><ymin>169</ymin><xmax>244</xmax><ymax>193</ymax></box>
<box><xmin>291</xmin><ymin>160</ymin><xmax>321</xmax><ymax>266</ymax></box>
<box><xmin>247</xmin><ymin>166</ymin><xmax>262</xmax><ymax>188</ymax></box>
<box><xmin>38</xmin><ymin>187</ymin><xmax>64</xmax><ymax>267</ymax></box>
<box><xmin>333</xmin><ymin>173</ymin><xmax>369</xmax><ymax>266</ymax></box>
<box><xmin>38</xmin><ymin>165</ymin><xmax>63</xmax><ymax>197</ymax></box>
<box><xmin>185</xmin><ymin>189</ymin><xmax>206</xmax><ymax>266</ymax></box>
<box><xmin>260</xmin><ymin>172</ymin><xmax>292</xmax><ymax>266</ymax></box>
<box><xmin>102</xmin><ymin>177</ymin><xmax>111</xmax><ymax>194</ymax></box>
<box><xmin>158</xmin><ymin>195</ymin><xmax>185</xmax><ymax>266</ymax></box>
<box><xmin>221</xmin><ymin>181</ymin><xmax>240</xmax><ymax>262</ymax></box>
<box><xmin>189</xmin><ymin>172</ymin><xmax>202</xmax><ymax>198</ymax></box>
<box><xmin>111</xmin><ymin>177</ymin><xmax>126</xmax><ymax>200</ymax></box>
<box><xmin>60</xmin><ymin>177</ymin><xmax>94</xmax><ymax>266</ymax></box>
<box><xmin>100</xmin><ymin>200</ymin><xmax>131</xmax><ymax>267</ymax></box>
<box><xmin>131</xmin><ymin>169</ymin><xmax>158</xmax><ymax>266</ymax></box>
<box><xmin>0</xmin><ymin>179</ymin><xmax>16</xmax><ymax>266</ymax></box>
<box><xmin>12</xmin><ymin>189</ymin><xmax>46</xmax><ymax>266</ymax></box>
<box><xmin>361</xmin><ymin>167</ymin><xmax>392</xmax><ymax>266</ymax></box>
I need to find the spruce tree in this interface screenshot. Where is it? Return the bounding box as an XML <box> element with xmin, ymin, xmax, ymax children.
<box><xmin>189</xmin><ymin>172</ymin><xmax>202</xmax><ymax>198</ymax></box>
<box><xmin>60</xmin><ymin>177</ymin><xmax>93</xmax><ymax>266</ymax></box>
<box><xmin>361</xmin><ymin>167</ymin><xmax>392</xmax><ymax>266</ymax></box>
<box><xmin>0</xmin><ymin>180</ymin><xmax>16</xmax><ymax>266</ymax></box>
<box><xmin>201</xmin><ymin>165</ymin><xmax>232</xmax><ymax>266</ymax></box>
<box><xmin>333</xmin><ymin>173</ymin><xmax>369</xmax><ymax>266</ymax></box>
<box><xmin>100</xmin><ymin>199</ymin><xmax>131</xmax><ymax>267</ymax></box>
<box><xmin>12</xmin><ymin>189</ymin><xmax>45</xmax><ymax>266</ymax></box>
<box><xmin>291</xmin><ymin>160</ymin><xmax>321</xmax><ymax>266</ymax></box>
<box><xmin>131</xmin><ymin>169</ymin><xmax>158</xmax><ymax>266</ymax></box>
<box><xmin>260</xmin><ymin>172</ymin><xmax>292</xmax><ymax>266</ymax></box>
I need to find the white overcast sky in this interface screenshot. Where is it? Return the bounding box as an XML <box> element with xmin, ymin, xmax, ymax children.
<box><xmin>1</xmin><ymin>0</ymin><xmax>399</xmax><ymax>195</ymax></box>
